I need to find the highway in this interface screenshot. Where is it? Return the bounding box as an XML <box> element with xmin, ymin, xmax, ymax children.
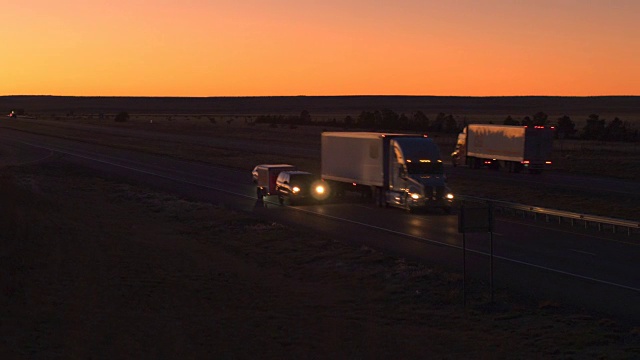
<box><xmin>1</xmin><ymin>127</ymin><xmax>639</xmax><ymax>321</ymax></box>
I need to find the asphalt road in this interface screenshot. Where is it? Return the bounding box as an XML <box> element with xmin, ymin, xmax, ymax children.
<box><xmin>1</xmin><ymin>128</ymin><xmax>639</xmax><ymax>322</ymax></box>
<box><xmin>446</xmin><ymin>164</ymin><xmax>640</xmax><ymax>197</ymax></box>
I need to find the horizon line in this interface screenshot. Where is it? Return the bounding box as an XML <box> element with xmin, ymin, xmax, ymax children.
<box><xmin>2</xmin><ymin>94</ymin><xmax>639</xmax><ymax>98</ymax></box>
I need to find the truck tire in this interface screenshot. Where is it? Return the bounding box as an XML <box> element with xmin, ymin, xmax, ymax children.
<box><xmin>403</xmin><ymin>194</ymin><xmax>413</xmax><ymax>213</ymax></box>
<box><xmin>256</xmin><ymin>187</ymin><xmax>263</xmax><ymax>199</ymax></box>
<box><xmin>373</xmin><ymin>187</ymin><xmax>385</xmax><ymax>207</ymax></box>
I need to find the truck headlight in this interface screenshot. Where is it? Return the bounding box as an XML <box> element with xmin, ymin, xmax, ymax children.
<box><xmin>292</xmin><ymin>186</ymin><xmax>301</xmax><ymax>193</ymax></box>
<box><xmin>410</xmin><ymin>193</ymin><xmax>421</xmax><ymax>200</ymax></box>
<box><xmin>446</xmin><ymin>193</ymin><xmax>454</xmax><ymax>200</ymax></box>
<box><xmin>315</xmin><ymin>185</ymin><xmax>325</xmax><ymax>194</ymax></box>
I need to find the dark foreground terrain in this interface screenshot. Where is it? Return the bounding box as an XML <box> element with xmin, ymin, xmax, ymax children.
<box><xmin>1</xmin><ymin>160</ymin><xmax>639</xmax><ymax>358</ymax></box>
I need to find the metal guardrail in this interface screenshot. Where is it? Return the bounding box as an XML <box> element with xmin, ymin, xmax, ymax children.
<box><xmin>458</xmin><ymin>195</ymin><xmax>640</xmax><ymax>236</ymax></box>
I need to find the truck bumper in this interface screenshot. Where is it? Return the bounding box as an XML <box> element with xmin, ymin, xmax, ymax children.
<box><xmin>408</xmin><ymin>197</ymin><xmax>454</xmax><ymax>212</ymax></box>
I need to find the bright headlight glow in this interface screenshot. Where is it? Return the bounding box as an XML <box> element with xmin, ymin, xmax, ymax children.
<box><xmin>292</xmin><ymin>186</ymin><xmax>301</xmax><ymax>193</ymax></box>
<box><xmin>410</xmin><ymin>193</ymin><xmax>420</xmax><ymax>200</ymax></box>
<box><xmin>311</xmin><ymin>180</ymin><xmax>330</xmax><ymax>201</ymax></box>
<box><xmin>446</xmin><ymin>193</ymin><xmax>454</xmax><ymax>200</ymax></box>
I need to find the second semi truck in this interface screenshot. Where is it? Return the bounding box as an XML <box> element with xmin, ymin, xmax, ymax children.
<box><xmin>451</xmin><ymin>124</ymin><xmax>554</xmax><ymax>174</ymax></box>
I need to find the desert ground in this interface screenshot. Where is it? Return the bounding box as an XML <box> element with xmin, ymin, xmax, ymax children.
<box><xmin>1</xmin><ymin>97</ymin><xmax>640</xmax><ymax>358</ymax></box>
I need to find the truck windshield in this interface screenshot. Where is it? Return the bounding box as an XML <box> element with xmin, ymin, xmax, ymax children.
<box><xmin>406</xmin><ymin>161</ymin><xmax>443</xmax><ymax>175</ymax></box>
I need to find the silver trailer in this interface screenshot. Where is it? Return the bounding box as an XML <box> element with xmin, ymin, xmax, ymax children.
<box><xmin>451</xmin><ymin>124</ymin><xmax>554</xmax><ymax>174</ymax></box>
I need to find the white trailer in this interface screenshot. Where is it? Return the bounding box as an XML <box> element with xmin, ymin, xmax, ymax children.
<box><xmin>451</xmin><ymin>124</ymin><xmax>554</xmax><ymax>173</ymax></box>
<box><xmin>321</xmin><ymin>132</ymin><xmax>385</xmax><ymax>187</ymax></box>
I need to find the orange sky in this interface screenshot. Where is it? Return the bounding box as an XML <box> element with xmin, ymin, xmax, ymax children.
<box><xmin>2</xmin><ymin>0</ymin><xmax>639</xmax><ymax>96</ymax></box>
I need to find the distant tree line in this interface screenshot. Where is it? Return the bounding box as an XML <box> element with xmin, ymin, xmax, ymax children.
<box><xmin>254</xmin><ymin>109</ymin><xmax>638</xmax><ymax>142</ymax></box>
<box><xmin>255</xmin><ymin>109</ymin><xmax>462</xmax><ymax>133</ymax></box>
<box><xmin>254</xmin><ymin>111</ymin><xmax>311</xmax><ymax>129</ymax></box>
<box><xmin>8</xmin><ymin>105</ymin><xmax>637</xmax><ymax>143</ymax></box>
<box><xmin>502</xmin><ymin>112</ymin><xmax>638</xmax><ymax>142</ymax></box>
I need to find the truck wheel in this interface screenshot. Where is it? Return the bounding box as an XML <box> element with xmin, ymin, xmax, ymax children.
<box><xmin>374</xmin><ymin>187</ymin><xmax>385</xmax><ymax>207</ymax></box>
<box><xmin>404</xmin><ymin>195</ymin><xmax>413</xmax><ymax>213</ymax></box>
<box><xmin>469</xmin><ymin>157</ymin><xmax>480</xmax><ymax>169</ymax></box>
<box><xmin>256</xmin><ymin>187</ymin><xmax>263</xmax><ymax>199</ymax></box>
<box><xmin>278</xmin><ymin>195</ymin><xmax>284</xmax><ymax>205</ymax></box>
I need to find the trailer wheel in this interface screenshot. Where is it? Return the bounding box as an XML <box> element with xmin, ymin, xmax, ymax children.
<box><xmin>514</xmin><ymin>163</ymin><xmax>524</xmax><ymax>173</ymax></box>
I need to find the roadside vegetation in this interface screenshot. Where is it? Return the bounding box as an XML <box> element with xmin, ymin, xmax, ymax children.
<box><xmin>1</xmin><ymin>112</ymin><xmax>638</xmax><ymax>220</ymax></box>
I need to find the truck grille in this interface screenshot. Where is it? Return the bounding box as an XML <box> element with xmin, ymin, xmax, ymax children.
<box><xmin>424</xmin><ymin>186</ymin><xmax>445</xmax><ymax>200</ymax></box>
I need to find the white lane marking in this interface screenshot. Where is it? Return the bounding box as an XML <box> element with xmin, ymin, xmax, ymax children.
<box><xmin>13</xmin><ymin>139</ymin><xmax>640</xmax><ymax>294</ymax></box>
<box><xmin>570</xmin><ymin>249</ymin><xmax>597</xmax><ymax>256</ymax></box>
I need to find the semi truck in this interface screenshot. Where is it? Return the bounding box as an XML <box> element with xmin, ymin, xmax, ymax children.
<box><xmin>321</xmin><ymin>132</ymin><xmax>454</xmax><ymax>213</ymax></box>
<box><xmin>451</xmin><ymin>124</ymin><xmax>554</xmax><ymax>174</ymax></box>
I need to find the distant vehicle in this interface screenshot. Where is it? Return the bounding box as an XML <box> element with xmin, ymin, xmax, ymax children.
<box><xmin>451</xmin><ymin>124</ymin><xmax>554</xmax><ymax>174</ymax></box>
<box><xmin>275</xmin><ymin>171</ymin><xmax>328</xmax><ymax>205</ymax></box>
<box><xmin>321</xmin><ymin>132</ymin><xmax>453</xmax><ymax>213</ymax></box>
<box><xmin>253</xmin><ymin>164</ymin><xmax>296</xmax><ymax>199</ymax></box>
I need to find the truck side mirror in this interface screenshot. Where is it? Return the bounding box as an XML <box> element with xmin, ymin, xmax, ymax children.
<box><xmin>399</xmin><ymin>168</ymin><xmax>406</xmax><ymax>178</ymax></box>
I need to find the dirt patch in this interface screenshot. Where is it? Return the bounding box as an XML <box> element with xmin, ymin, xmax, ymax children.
<box><xmin>1</xmin><ymin>161</ymin><xmax>639</xmax><ymax>358</ymax></box>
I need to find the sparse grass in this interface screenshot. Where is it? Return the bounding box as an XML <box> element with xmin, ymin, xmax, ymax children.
<box><xmin>2</xmin><ymin>115</ymin><xmax>637</xmax><ymax>220</ymax></box>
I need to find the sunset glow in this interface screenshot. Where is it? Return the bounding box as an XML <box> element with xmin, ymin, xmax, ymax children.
<box><xmin>2</xmin><ymin>0</ymin><xmax>639</xmax><ymax>96</ymax></box>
